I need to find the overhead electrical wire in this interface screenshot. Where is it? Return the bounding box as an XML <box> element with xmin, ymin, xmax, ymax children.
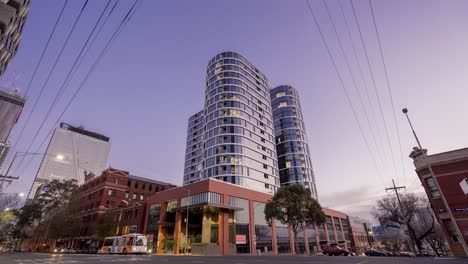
<box><xmin>18</xmin><ymin>0</ymin><xmax>143</xmax><ymax>188</ymax></box>
<box><xmin>305</xmin><ymin>0</ymin><xmax>386</xmax><ymax>188</ymax></box>
<box><xmin>1</xmin><ymin>0</ymin><xmax>70</xmax><ymax>175</ymax></box>
<box><xmin>322</xmin><ymin>0</ymin><xmax>387</xmax><ymax>177</ymax></box>
<box><xmin>10</xmin><ymin>0</ymin><xmax>90</xmax><ymax>174</ymax></box>
<box><xmin>349</xmin><ymin>0</ymin><xmax>400</xmax><ymax>185</ymax></box>
<box><xmin>13</xmin><ymin>0</ymin><xmax>114</xmax><ymax>175</ymax></box>
<box><xmin>368</xmin><ymin>0</ymin><xmax>407</xmax><ymax>186</ymax></box>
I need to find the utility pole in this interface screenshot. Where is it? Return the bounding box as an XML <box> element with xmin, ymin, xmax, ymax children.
<box><xmin>385</xmin><ymin>179</ymin><xmax>417</xmax><ymax>254</ymax></box>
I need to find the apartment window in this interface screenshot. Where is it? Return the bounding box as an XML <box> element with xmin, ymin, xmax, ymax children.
<box><xmin>261</xmin><ymin>138</ymin><xmax>265</xmax><ymax>143</ymax></box>
<box><xmin>276</xmin><ymin>92</ymin><xmax>286</xmax><ymax>98</ymax></box>
<box><xmin>260</xmin><ymin>130</ymin><xmax>265</xmax><ymax>134</ymax></box>
<box><xmin>134</xmin><ymin>182</ymin><xmax>138</xmax><ymax>189</ymax></box>
<box><xmin>263</xmin><ymin>164</ymin><xmax>268</xmax><ymax>169</ymax></box>
<box><xmin>264</xmin><ymin>174</ymin><xmax>269</xmax><ymax>179</ymax></box>
<box><xmin>125</xmin><ymin>191</ymin><xmax>129</xmax><ymax>199</ymax></box>
<box><xmin>127</xmin><ymin>181</ymin><xmax>131</xmax><ymax>187</ymax></box>
<box><xmin>132</xmin><ymin>192</ymin><xmax>137</xmax><ymax>200</ymax></box>
<box><xmin>140</xmin><ymin>194</ymin><xmax>144</xmax><ymax>201</ymax></box>
<box><xmin>285</xmin><ymin>161</ymin><xmax>291</xmax><ymax>168</ymax></box>
<box><xmin>443</xmin><ymin>220</ymin><xmax>460</xmax><ymax>243</ymax></box>
<box><xmin>142</xmin><ymin>183</ymin><xmax>146</xmax><ymax>190</ymax></box>
<box><xmin>278</xmin><ymin>102</ymin><xmax>288</xmax><ymax>108</ymax></box>
<box><xmin>108</xmin><ymin>189</ymin><xmax>113</xmax><ymax>196</ymax></box>
<box><xmin>265</xmin><ymin>183</ymin><xmax>269</xmax><ymax>189</ymax></box>
<box><xmin>149</xmin><ymin>184</ymin><xmax>152</xmax><ymax>191</ymax></box>
<box><xmin>262</xmin><ymin>155</ymin><xmax>267</xmax><ymax>160</ymax></box>
<box><xmin>155</xmin><ymin>186</ymin><xmax>159</xmax><ymax>192</ymax></box>
<box><xmin>425</xmin><ymin>177</ymin><xmax>441</xmax><ymax>198</ymax></box>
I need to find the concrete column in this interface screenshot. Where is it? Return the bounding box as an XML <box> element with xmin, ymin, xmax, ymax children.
<box><xmin>174</xmin><ymin>211</ymin><xmax>182</xmax><ymax>254</ymax></box>
<box><xmin>157</xmin><ymin>203</ymin><xmax>167</xmax><ymax>254</ymax></box>
<box><xmin>289</xmin><ymin>228</ymin><xmax>295</xmax><ymax>254</ymax></box>
<box><xmin>338</xmin><ymin>218</ymin><xmax>347</xmax><ymax>250</ymax></box>
<box><xmin>248</xmin><ymin>200</ymin><xmax>256</xmax><ymax>255</ymax></box>
<box><xmin>271</xmin><ymin>219</ymin><xmax>278</xmax><ymax>255</ymax></box>
<box><xmin>220</xmin><ymin>209</ymin><xmax>230</xmax><ymax>255</ymax></box>
<box><xmin>315</xmin><ymin>224</ymin><xmax>321</xmax><ymax>252</ymax></box>
<box><xmin>324</xmin><ymin>223</ymin><xmax>330</xmax><ymax>246</ymax></box>
<box><xmin>303</xmin><ymin>225</ymin><xmax>310</xmax><ymax>255</ymax></box>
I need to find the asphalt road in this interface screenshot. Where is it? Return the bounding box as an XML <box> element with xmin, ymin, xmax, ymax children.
<box><xmin>0</xmin><ymin>253</ymin><xmax>465</xmax><ymax>264</ymax></box>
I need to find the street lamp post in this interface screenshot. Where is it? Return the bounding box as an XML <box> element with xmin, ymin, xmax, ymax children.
<box><xmin>402</xmin><ymin>108</ymin><xmax>468</xmax><ymax>256</ymax></box>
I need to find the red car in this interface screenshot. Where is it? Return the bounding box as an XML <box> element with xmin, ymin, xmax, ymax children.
<box><xmin>321</xmin><ymin>246</ymin><xmax>350</xmax><ymax>256</ymax></box>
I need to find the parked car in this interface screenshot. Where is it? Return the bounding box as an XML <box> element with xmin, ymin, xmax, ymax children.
<box><xmin>321</xmin><ymin>246</ymin><xmax>350</xmax><ymax>256</ymax></box>
<box><xmin>365</xmin><ymin>249</ymin><xmax>387</xmax><ymax>256</ymax></box>
<box><xmin>53</xmin><ymin>248</ymin><xmax>65</xmax><ymax>254</ymax></box>
<box><xmin>417</xmin><ymin>250</ymin><xmax>435</xmax><ymax>257</ymax></box>
<box><xmin>399</xmin><ymin>251</ymin><xmax>416</xmax><ymax>257</ymax></box>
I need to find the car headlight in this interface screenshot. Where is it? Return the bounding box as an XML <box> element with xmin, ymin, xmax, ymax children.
<box><xmin>54</xmin><ymin>249</ymin><xmax>57</xmax><ymax>253</ymax></box>
<box><xmin>147</xmin><ymin>249</ymin><xmax>152</xmax><ymax>253</ymax></box>
<box><xmin>132</xmin><ymin>247</ymin><xmax>136</xmax><ymax>251</ymax></box>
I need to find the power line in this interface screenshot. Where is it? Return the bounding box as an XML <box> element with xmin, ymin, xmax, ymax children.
<box><xmin>8</xmin><ymin>0</ymin><xmax>90</xmax><ymax>174</ymax></box>
<box><xmin>2</xmin><ymin>0</ymin><xmax>70</xmax><ymax>174</ymax></box>
<box><xmin>13</xmin><ymin>1</ymin><xmax>113</xmax><ymax>176</ymax></box>
<box><xmin>368</xmin><ymin>0</ymin><xmax>407</xmax><ymax>185</ymax></box>
<box><xmin>322</xmin><ymin>0</ymin><xmax>387</xmax><ymax>178</ymax></box>
<box><xmin>305</xmin><ymin>0</ymin><xmax>386</xmax><ymax>188</ymax></box>
<box><xmin>337</xmin><ymin>0</ymin><xmax>387</xmax><ymax>162</ymax></box>
<box><xmin>19</xmin><ymin>0</ymin><xmax>142</xmax><ymax>192</ymax></box>
<box><xmin>349</xmin><ymin>0</ymin><xmax>400</xmax><ymax>185</ymax></box>
<box><xmin>14</xmin><ymin>0</ymin><xmax>121</xmax><ymax>177</ymax></box>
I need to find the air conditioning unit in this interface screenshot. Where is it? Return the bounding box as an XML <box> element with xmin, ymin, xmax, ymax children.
<box><xmin>460</xmin><ymin>178</ymin><xmax>468</xmax><ymax>195</ymax></box>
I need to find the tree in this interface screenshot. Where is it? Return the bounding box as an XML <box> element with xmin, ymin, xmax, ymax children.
<box><xmin>264</xmin><ymin>184</ymin><xmax>325</xmax><ymax>254</ymax></box>
<box><xmin>48</xmin><ymin>211</ymin><xmax>80</xmax><ymax>241</ymax></box>
<box><xmin>375</xmin><ymin>193</ymin><xmax>435</xmax><ymax>252</ymax></box>
<box><xmin>424</xmin><ymin>224</ymin><xmax>447</xmax><ymax>256</ymax></box>
<box><xmin>36</xmin><ymin>179</ymin><xmax>78</xmax><ymax>217</ymax></box>
<box><xmin>0</xmin><ymin>193</ymin><xmax>21</xmax><ymax>212</ymax></box>
<box><xmin>95</xmin><ymin>211</ymin><xmax>118</xmax><ymax>239</ymax></box>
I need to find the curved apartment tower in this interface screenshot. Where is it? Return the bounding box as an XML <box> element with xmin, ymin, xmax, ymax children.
<box><xmin>183</xmin><ymin>52</ymin><xmax>280</xmax><ymax>194</ymax></box>
<box><xmin>270</xmin><ymin>85</ymin><xmax>317</xmax><ymax>199</ymax></box>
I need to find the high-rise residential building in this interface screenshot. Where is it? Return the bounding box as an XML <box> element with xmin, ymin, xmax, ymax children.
<box><xmin>0</xmin><ymin>87</ymin><xmax>25</xmax><ymax>169</ymax></box>
<box><xmin>410</xmin><ymin>147</ymin><xmax>468</xmax><ymax>257</ymax></box>
<box><xmin>0</xmin><ymin>0</ymin><xmax>30</xmax><ymax>76</ymax></box>
<box><xmin>182</xmin><ymin>52</ymin><xmax>280</xmax><ymax>194</ymax></box>
<box><xmin>183</xmin><ymin>110</ymin><xmax>204</xmax><ymax>185</ymax></box>
<box><xmin>29</xmin><ymin>122</ymin><xmax>111</xmax><ymax>199</ymax></box>
<box><xmin>270</xmin><ymin>85</ymin><xmax>317</xmax><ymax>199</ymax></box>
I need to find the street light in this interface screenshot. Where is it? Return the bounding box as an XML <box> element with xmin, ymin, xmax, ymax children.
<box><xmin>402</xmin><ymin>108</ymin><xmax>468</xmax><ymax>255</ymax></box>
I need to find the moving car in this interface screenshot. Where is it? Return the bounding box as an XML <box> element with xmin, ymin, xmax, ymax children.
<box><xmin>101</xmin><ymin>233</ymin><xmax>147</xmax><ymax>254</ymax></box>
<box><xmin>399</xmin><ymin>251</ymin><xmax>416</xmax><ymax>257</ymax></box>
<box><xmin>321</xmin><ymin>246</ymin><xmax>350</xmax><ymax>256</ymax></box>
<box><xmin>365</xmin><ymin>249</ymin><xmax>388</xmax><ymax>256</ymax></box>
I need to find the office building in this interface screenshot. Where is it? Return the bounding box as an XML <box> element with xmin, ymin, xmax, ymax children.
<box><xmin>0</xmin><ymin>88</ymin><xmax>25</xmax><ymax>169</ymax></box>
<box><xmin>410</xmin><ymin>147</ymin><xmax>468</xmax><ymax>257</ymax></box>
<box><xmin>29</xmin><ymin>122</ymin><xmax>111</xmax><ymax>199</ymax></box>
<box><xmin>270</xmin><ymin>85</ymin><xmax>317</xmax><ymax>199</ymax></box>
<box><xmin>0</xmin><ymin>0</ymin><xmax>30</xmax><ymax>76</ymax></box>
<box><xmin>183</xmin><ymin>52</ymin><xmax>280</xmax><ymax>194</ymax></box>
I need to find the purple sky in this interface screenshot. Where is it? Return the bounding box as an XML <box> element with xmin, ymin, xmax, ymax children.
<box><xmin>3</xmin><ymin>0</ymin><xmax>468</xmax><ymax>221</ymax></box>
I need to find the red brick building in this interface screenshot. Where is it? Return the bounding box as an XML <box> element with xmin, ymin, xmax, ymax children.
<box><xmin>410</xmin><ymin>147</ymin><xmax>468</xmax><ymax>257</ymax></box>
<box><xmin>348</xmin><ymin>216</ymin><xmax>376</xmax><ymax>255</ymax></box>
<box><xmin>143</xmin><ymin>179</ymin><xmax>351</xmax><ymax>256</ymax></box>
<box><xmin>68</xmin><ymin>167</ymin><xmax>175</xmax><ymax>247</ymax></box>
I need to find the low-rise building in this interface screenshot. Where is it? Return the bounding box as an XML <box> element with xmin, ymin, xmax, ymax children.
<box><xmin>348</xmin><ymin>216</ymin><xmax>376</xmax><ymax>254</ymax></box>
<box><xmin>68</xmin><ymin>167</ymin><xmax>175</xmax><ymax>248</ymax></box>
<box><xmin>410</xmin><ymin>147</ymin><xmax>468</xmax><ymax>257</ymax></box>
<box><xmin>143</xmin><ymin>178</ymin><xmax>350</xmax><ymax>256</ymax></box>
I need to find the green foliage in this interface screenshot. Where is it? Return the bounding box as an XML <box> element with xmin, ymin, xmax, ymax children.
<box><xmin>95</xmin><ymin>211</ymin><xmax>118</xmax><ymax>239</ymax></box>
<box><xmin>36</xmin><ymin>179</ymin><xmax>78</xmax><ymax>215</ymax></box>
<box><xmin>48</xmin><ymin>211</ymin><xmax>80</xmax><ymax>240</ymax></box>
<box><xmin>264</xmin><ymin>184</ymin><xmax>325</xmax><ymax>254</ymax></box>
<box><xmin>15</xmin><ymin>202</ymin><xmax>43</xmax><ymax>227</ymax></box>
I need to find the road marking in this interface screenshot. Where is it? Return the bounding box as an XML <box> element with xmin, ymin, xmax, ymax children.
<box><xmin>434</xmin><ymin>258</ymin><xmax>456</xmax><ymax>260</ymax></box>
<box><xmin>191</xmin><ymin>261</ymin><xmax>205</xmax><ymax>263</ymax></box>
<box><xmin>355</xmin><ymin>261</ymin><xmax>369</xmax><ymax>264</ymax></box>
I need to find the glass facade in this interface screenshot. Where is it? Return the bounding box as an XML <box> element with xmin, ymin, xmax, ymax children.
<box><xmin>183</xmin><ymin>52</ymin><xmax>280</xmax><ymax>194</ymax></box>
<box><xmin>0</xmin><ymin>89</ymin><xmax>25</xmax><ymax>143</ymax></box>
<box><xmin>253</xmin><ymin>201</ymin><xmax>272</xmax><ymax>253</ymax></box>
<box><xmin>270</xmin><ymin>85</ymin><xmax>317</xmax><ymax>199</ymax></box>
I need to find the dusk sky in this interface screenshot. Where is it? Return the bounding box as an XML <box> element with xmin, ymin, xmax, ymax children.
<box><xmin>3</xmin><ymin>0</ymin><xmax>468</xmax><ymax>221</ymax></box>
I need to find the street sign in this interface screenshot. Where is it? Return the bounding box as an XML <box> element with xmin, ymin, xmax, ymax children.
<box><xmin>42</xmin><ymin>186</ymin><xmax>49</xmax><ymax>192</ymax></box>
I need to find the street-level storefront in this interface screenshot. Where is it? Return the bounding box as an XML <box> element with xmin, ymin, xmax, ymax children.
<box><xmin>144</xmin><ymin>179</ymin><xmax>351</xmax><ymax>256</ymax></box>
